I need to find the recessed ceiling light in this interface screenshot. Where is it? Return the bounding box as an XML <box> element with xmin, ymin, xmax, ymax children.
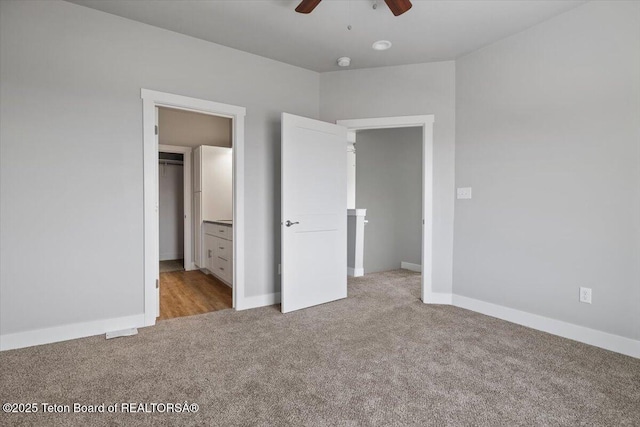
<box><xmin>372</xmin><ymin>40</ymin><xmax>392</xmax><ymax>51</ymax></box>
<box><xmin>337</xmin><ymin>57</ymin><xmax>351</xmax><ymax>67</ymax></box>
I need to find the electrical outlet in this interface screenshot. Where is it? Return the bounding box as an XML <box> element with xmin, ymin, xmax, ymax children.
<box><xmin>457</xmin><ymin>187</ymin><xmax>472</xmax><ymax>199</ymax></box>
<box><xmin>579</xmin><ymin>287</ymin><xmax>592</xmax><ymax>304</ymax></box>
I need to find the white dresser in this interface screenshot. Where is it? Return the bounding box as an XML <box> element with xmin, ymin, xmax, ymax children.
<box><xmin>203</xmin><ymin>221</ymin><xmax>233</xmax><ymax>287</ymax></box>
<box><xmin>193</xmin><ymin>145</ymin><xmax>232</xmax><ymax>268</ymax></box>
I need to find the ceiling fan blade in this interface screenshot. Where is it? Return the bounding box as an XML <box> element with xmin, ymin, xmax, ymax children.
<box><xmin>384</xmin><ymin>0</ymin><xmax>412</xmax><ymax>16</ymax></box>
<box><xmin>295</xmin><ymin>0</ymin><xmax>322</xmax><ymax>14</ymax></box>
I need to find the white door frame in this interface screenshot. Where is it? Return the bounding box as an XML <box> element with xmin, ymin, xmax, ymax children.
<box><xmin>142</xmin><ymin>89</ymin><xmax>246</xmax><ymax>326</ymax></box>
<box><xmin>336</xmin><ymin>115</ymin><xmax>439</xmax><ymax>304</ymax></box>
<box><xmin>158</xmin><ymin>144</ymin><xmax>194</xmax><ymax>271</ymax></box>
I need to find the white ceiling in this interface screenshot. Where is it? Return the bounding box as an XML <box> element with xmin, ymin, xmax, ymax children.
<box><xmin>67</xmin><ymin>0</ymin><xmax>586</xmax><ymax>72</ymax></box>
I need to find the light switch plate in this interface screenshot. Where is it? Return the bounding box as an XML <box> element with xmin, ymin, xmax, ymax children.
<box><xmin>457</xmin><ymin>187</ymin><xmax>472</xmax><ymax>199</ymax></box>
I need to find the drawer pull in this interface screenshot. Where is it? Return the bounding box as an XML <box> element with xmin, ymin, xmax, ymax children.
<box><xmin>208</xmin><ymin>249</ymin><xmax>212</xmax><ymax>258</ymax></box>
<box><xmin>219</xmin><ymin>229</ymin><xmax>225</xmax><ymax>232</ymax></box>
<box><xmin>219</xmin><ymin>246</ymin><xmax>224</xmax><ymax>250</ymax></box>
<box><xmin>219</xmin><ymin>267</ymin><xmax>224</xmax><ymax>271</ymax></box>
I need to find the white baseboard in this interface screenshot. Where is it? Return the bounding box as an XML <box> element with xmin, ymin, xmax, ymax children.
<box><xmin>452</xmin><ymin>295</ymin><xmax>640</xmax><ymax>359</ymax></box>
<box><xmin>0</xmin><ymin>314</ymin><xmax>146</xmax><ymax>351</ymax></box>
<box><xmin>401</xmin><ymin>262</ymin><xmax>422</xmax><ymax>272</ymax></box>
<box><xmin>348</xmin><ymin>267</ymin><xmax>364</xmax><ymax>277</ymax></box>
<box><xmin>423</xmin><ymin>292</ymin><xmax>453</xmax><ymax>305</ymax></box>
<box><xmin>236</xmin><ymin>292</ymin><xmax>281</xmax><ymax>311</ymax></box>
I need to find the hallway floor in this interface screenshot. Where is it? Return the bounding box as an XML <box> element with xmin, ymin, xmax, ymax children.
<box><xmin>158</xmin><ymin>270</ymin><xmax>232</xmax><ymax>320</ymax></box>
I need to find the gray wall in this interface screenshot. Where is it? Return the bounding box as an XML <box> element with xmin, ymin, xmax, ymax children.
<box><xmin>356</xmin><ymin>128</ymin><xmax>422</xmax><ymax>273</ymax></box>
<box><xmin>455</xmin><ymin>0</ymin><xmax>640</xmax><ymax>340</ymax></box>
<box><xmin>0</xmin><ymin>0</ymin><xmax>318</xmax><ymax>335</ymax></box>
<box><xmin>320</xmin><ymin>61</ymin><xmax>456</xmax><ymax>293</ymax></box>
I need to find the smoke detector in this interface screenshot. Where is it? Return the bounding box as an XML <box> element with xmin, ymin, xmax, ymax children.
<box><xmin>337</xmin><ymin>57</ymin><xmax>351</xmax><ymax>67</ymax></box>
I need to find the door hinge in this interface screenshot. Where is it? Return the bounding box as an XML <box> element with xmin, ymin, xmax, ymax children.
<box><xmin>155</xmin><ymin>125</ymin><xmax>158</xmax><ymax>135</ymax></box>
<box><xmin>156</xmin><ymin>279</ymin><xmax>159</xmax><ymax>289</ymax></box>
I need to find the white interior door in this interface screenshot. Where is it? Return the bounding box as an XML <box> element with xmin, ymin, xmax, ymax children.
<box><xmin>281</xmin><ymin>113</ymin><xmax>348</xmax><ymax>313</ymax></box>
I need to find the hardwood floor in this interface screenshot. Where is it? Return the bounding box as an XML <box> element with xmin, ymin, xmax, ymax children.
<box><xmin>159</xmin><ymin>270</ymin><xmax>232</xmax><ymax>320</ymax></box>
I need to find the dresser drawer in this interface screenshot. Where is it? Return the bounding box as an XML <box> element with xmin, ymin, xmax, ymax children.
<box><xmin>213</xmin><ymin>256</ymin><xmax>232</xmax><ymax>283</ymax></box>
<box><xmin>204</xmin><ymin>222</ymin><xmax>232</xmax><ymax>240</ymax></box>
<box><xmin>215</xmin><ymin>237</ymin><xmax>232</xmax><ymax>261</ymax></box>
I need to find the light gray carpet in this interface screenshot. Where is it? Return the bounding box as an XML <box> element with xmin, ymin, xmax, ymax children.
<box><xmin>159</xmin><ymin>259</ymin><xmax>184</xmax><ymax>273</ymax></box>
<box><xmin>1</xmin><ymin>270</ymin><xmax>639</xmax><ymax>426</ymax></box>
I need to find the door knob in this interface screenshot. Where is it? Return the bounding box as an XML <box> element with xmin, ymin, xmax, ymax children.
<box><xmin>285</xmin><ymin>220</ymin><xmax>299</xmax><ymax>227</ymax></box>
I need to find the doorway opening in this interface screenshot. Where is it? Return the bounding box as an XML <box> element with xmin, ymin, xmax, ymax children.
<box><xmin>156</xmin><ymin>107</ymin><xmax>234</xmax><ymax>320</ymax></box>
<box><xmin>142</xmin><ymin>89</ymin><xmax>247</xmax><ymax>327</ymax></box>
<box><xmin>337</xmin><ymin>116</ymin><xmax>436</xmax><ymax>303</ymax></box>
<box><xmin>347</xmin><ymin>127</ymin><xmax>423</xmax><ymax>281</ymax></box>
<box><xmin>159</xmin><ymin>151</ymin><xmax>186</xmax><ymax>273</ymax></box>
